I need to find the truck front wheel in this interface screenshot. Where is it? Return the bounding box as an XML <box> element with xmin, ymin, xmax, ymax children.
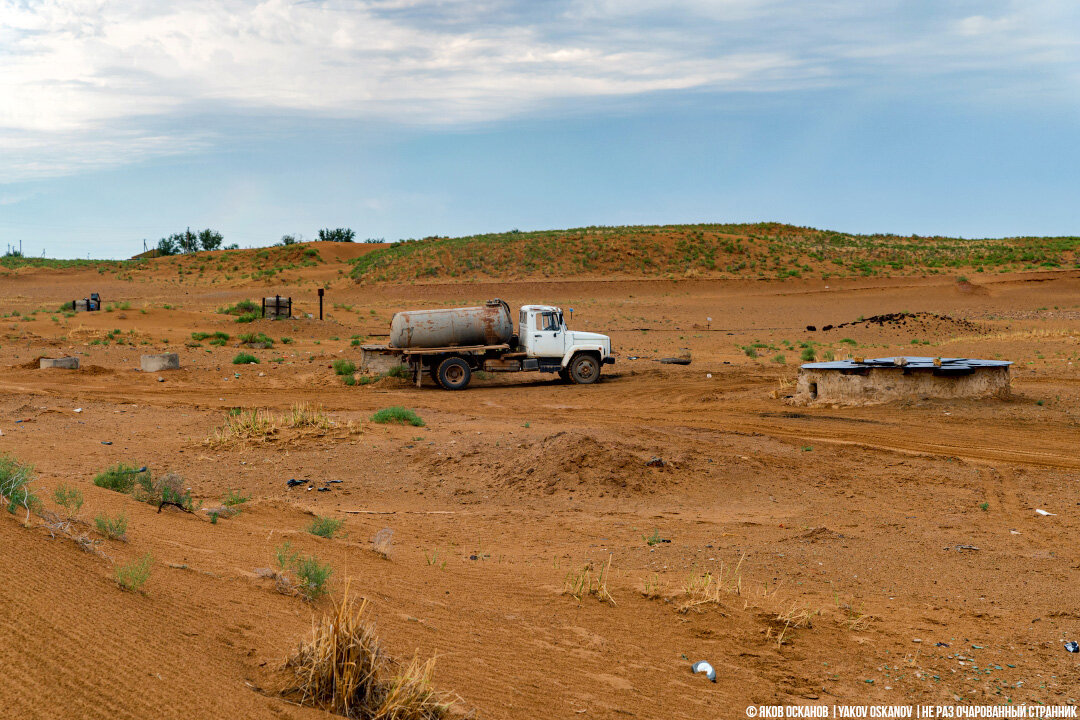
<box><xmin>435</xmin><ymin>356</ymin><xmax>472</xmax><ymax>390</ymax></box>
<box><xmin>568</xmin><ymin>353</ymin><xmax>600</xmax><ymax>385</ymax></box>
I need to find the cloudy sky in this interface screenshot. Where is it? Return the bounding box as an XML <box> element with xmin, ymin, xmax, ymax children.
<box><xmin>1</xmin><ymin>0</ymin><xmax>1078</xmax><ymax>257</ymax></box>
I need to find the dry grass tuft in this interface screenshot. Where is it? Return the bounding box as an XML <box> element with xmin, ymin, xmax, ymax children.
<box><xmin>208</xmin><ymin>403</ymin><xmax>355</xmax><ymax>447</ymax></box>
<box><xmin>284</xmin><ymin>402</ymin><xmax>332</xmax><ymax>429</ymax></box>
<box><xmin>678</xmin><ymin>553</ymin><xmax>744</xmax><ymax>613</ymax></box>
<box><xmin>371</xmin><ymin>528</ymin><xmax>394</xmax><ymax>560</ymax></box>
<box><xmin>282</xmin><ymin>584</ymin><xmax>454</xmax><ymax>719</ymax></box>
<box><xmin>563</xmin><ymin>554</ymin><xmax>616</xmax><ymax>606</ymax></box>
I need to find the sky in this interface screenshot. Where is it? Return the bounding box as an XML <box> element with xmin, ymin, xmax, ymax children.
<box><xmin>1</xmin><ymin>0</ymin><xmax>1078</xmax><ymax>259</ymax></box>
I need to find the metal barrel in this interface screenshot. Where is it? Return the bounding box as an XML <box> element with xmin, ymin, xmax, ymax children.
<box><xmin>389</xmin><ymin>299</ymin><xmax>513</xmax><ymax>348</ymax></box>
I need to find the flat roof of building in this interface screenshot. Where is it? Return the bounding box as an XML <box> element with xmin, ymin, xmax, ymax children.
<box><xmin>802</xmin><ymin>356</ymin><xmax>1012</xmax><ymax>371</ymax></box>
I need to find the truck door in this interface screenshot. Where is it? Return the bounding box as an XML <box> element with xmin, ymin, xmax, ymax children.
<box><xmin>526</xmin><ymin>310</ymin><xmax>565</xmax><ymax>358</ymax></box>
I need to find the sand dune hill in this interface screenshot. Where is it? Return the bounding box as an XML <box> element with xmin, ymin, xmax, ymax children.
<box><xmin>1</xmin><ymin>245</ymin><xmax>1079</xmax><ymax>717</ymax></box>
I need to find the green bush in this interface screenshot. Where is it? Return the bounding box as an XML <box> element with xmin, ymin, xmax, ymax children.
<box><xmin>384</xmin><ymin>365</ymin><xmax>410</xmax><ymax>379</ymax></box>
<box><xmin>239</xmin><ymin>332</ymin><xmax>273</xmax><ymax>346</ymax></box>
<box><xmin>332</xmin><ymin>359</ymin><xmax>356</xmax><ymax>376</ymax></box>
<box><xmin>53</xmin><ymin>483</ymin><xmax>84</xmax><ymax>517</ymax></box>
<box><xmin>115</xmin><ymin>553</ymin><xmax>152</xmax><ymax>592</ymax></box>
<box><xmin>233</xmin><ymin>352</ymin><xmax>259</xmax><ymax>365</ymax></box>
<box><xmin>92</xmin><ymin>463</ymin><xmax>149</xmax><ymax>494</ymax></box>
<box><xmin>771</xmin><ymin>354</ymin><xmax>786</xmax><ymax>364</ymax></box>
<box><xmin>218</xmin><ymin>299</ymin><xmax>258</xmax><ymax>316</ymax></box>
<box><xmin>370</xmin><ymin>407</ymin><xmax>425</xmax><ymax>427</ymax></box>
<box><xmin>343</xmin><ymin>375</ymin><xmax>356</xmax><ymax>386</ymax></box>
<box><xmin>308</xmin><ymin>516</ymin><xmax>344</xmax><ymax>539</ymax></box>
<box><xmin>95</xmin><ymin>512</ymin><xmax>128</xmax><ymax>540</ymax></box>
<box><xmin>236</xmin><ymin>312</ymin><xmax>259</xmax><ymax>324</ymax></box>
<box><xmin>0</xmin><ymin>454</ymin><xmax>38</xmax><ymax>518</ymax></box>
<box><xmin>280</xmin><ymin>337</ymin><xmax>294</xmax><ymax>344</ymax></box>
<box><xmin>800</xmin><ymin>347</ymin><xmax>816</xmax><ymax>362</ymax></box>
<box><xmin>192</xmin><ymin>331</ymin><xmax>230</xmax><ymax>342</ymax></box>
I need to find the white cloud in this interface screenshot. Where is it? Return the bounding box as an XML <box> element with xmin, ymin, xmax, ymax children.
<box><xmin>0</xmin><ymin>0</ymin><xmax>1076</xmax><ymax>180</ymax></box>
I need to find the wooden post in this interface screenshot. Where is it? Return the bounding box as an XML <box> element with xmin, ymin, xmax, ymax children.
<box><xmin>318</xmin><ymin>288</ymin><xmax>324</xmax><ymax>320</ymax></box>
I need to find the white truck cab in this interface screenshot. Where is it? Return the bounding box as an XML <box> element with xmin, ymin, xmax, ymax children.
<box><xmin>519</xmin><ymin>305</ymin><xmax>614</xmax><ymax>383</ymax></box>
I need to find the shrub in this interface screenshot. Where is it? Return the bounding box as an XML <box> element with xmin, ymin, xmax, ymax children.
<box><xmin>343</xmin><ymin>375</ymin><xmax>356</xmax><ymax>386</ymax></box>
<box><xmin>308</xmin><ymin>516</ymin><xmax>344</xmax><ymax>539</ymax></box>
<box><xmin>92</xmin><ymin>463</ymin><xmax>149</xmax><ymax>494</ymax></box>
<box><xmin>0</xmin><ymin>454</ymin><xmax>38</xmax><ymax>519</ymax></box>
<box><xmin>384</xmin><ymin>365</ymin><xmax>410</xmax><ymax>379</ymax></box>
<box><xmin>800</xmin><ymin>347</ymin><xmax>816</xmax><ymax>362</ymax></box>
<box><xmin>115</xmin><ymin>553</ymin><xmax>152</xmax><ymax>592</ymax></box>
<box><xmin>222</xmin><ymin>488</ymin><xmax>249</xmax><ymax>507</ymax></box>
<box><xmin>333</xmin><ymin>359</ymin><xmax>356</xmax><ymax>376</ymax></box>
<box><xmin>218</xmin><ymin>299</ymin><xmax>258</xmax><ymax>316</ymax></box>
<box><xmin>134</xmin><ymin>471</ymin><xmax>196</xmax><ymax>511</ymax></box>
<box><xmin>280</xmin><ymin>337</ymin><xmax>294</xmax><ymax>344</ymax></box>
<box><xmin>295</xmin><ymin>556</ymin><xmax>333</xmax><ymax>600</ymax></box>
<box><xmin>236</xmin><ymin>312</ymin><xmax>259</xmax><ymax>323</ymax></box>
<box><xmin>771</xmin><ymin>354</ymin><xmax>786</xmax><ymax>364</ymax></box>
<box><xmin>53</xmin><ymin>483</ymin><xmax>84</xmax><ymax>517</ymax></box>
<box><xmin>239</xmin><ymin>332</ymin><xmax>273</xmax><ymax>346</ymax></box>
<box><xmin>233</xmin><ymin>352</ymin><xmax>259</xmax><ymax>365</ymax></box>
<box><xmin>370</xmin><ymin>407</ymin><xmax>424</xmax><ymax>427</ymax></box>
<box><xmin>95</xmin><ymin>512</ymin><xmax>128</xmax><ymax>541</ymax></box>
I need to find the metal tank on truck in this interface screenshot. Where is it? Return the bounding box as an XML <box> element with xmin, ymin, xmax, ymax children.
<box><xmin>362</xmin><ymin>298</ymin><xmax>615</xmax><ymax>390</ymax></box>
<box><xmin>390</xmin><ymin>299</ymin><xmax>514</xmax><ymax>349</ymax></box>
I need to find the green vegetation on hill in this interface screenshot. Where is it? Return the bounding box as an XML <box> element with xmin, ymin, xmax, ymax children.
<box><xmin>349</xmin><ymin>223</ymin><xmax>1080</xmax><ymax>283</ymax></box>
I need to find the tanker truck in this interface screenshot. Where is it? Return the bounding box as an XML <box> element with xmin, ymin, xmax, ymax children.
<box><xmin>360</xmin><ymin>299</ymin><xmax>614</xmax><ymax>390</ymax></box>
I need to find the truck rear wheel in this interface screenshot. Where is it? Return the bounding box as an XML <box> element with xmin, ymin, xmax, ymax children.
<box><xmin>568</xmin><ymin>353</ymin><xmax>600</xmax><ymax>385</ymax></box>
<box><xmin>435</xmin><ymin>356</ymin><xmax>471</xmax><ymax>390</ymax></box>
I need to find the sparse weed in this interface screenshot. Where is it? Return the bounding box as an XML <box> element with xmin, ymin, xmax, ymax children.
<box><xmin>115</xmin><ymin>553</ymin><xmax>152</xmax><ymax>592</ymax></box>
<box><xmin>95</xmin><ymin>512</ymin><xmax>128</xmax><ymax>541</ymax></box>
<box><xmin>642</xmin><ymin>528</ymin><xmax>663</xmax><ymax>546</ymax></box>
<box><xmin>563</xmin><ymin>554</ymin><xmax>616</xmax><ymax>606</ymax></box>
<box><xmin>233</xmin><ymin>352</ymin><xmax>259</xmax><ymax>364</ymax></box>
<box><xmin>53</xmin><ymin>483</ymin><xmax>84</xmax><ymax>517</ymax></box>
<box><xmin>308</xmin><ymin>516</ymin><xmax>344</xmax><ymax>539</ymax></box>
<box><xmin>223</xmin><ymin>488</ymin><xmax>249</xmax><ymax>508</ymax></box>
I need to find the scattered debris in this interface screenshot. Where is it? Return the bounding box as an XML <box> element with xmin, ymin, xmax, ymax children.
<box><xmin>101</xmin><ymin>441</ymin><xmax>112</xmax><ymax>446</ymax></box>
<box><xmin>1035</xmin><ymin>508</ymin><xmax>1055</xmax><ymax>516</ymax></box>
<box><xmin>691</xmin><ymin>660</ymin><xmax>717</xmax><ymax>683</ymax></box>
<box><xmin>286</xmin><ymin>479</ymin><xmax>305</xmax><ymax>487</ymax></box>
<box><xmin>1065</xmin><ymin>641</ymin><xmax>1078</xmax><ymax>653</ymax></box>
<box><xmin>646</xmin><ymin>457</ymin><xmax>665</xmax><ymax>468</ymax></box>
<box><xmin>659</xmin><ymin>357</ymin><xmax>691</xmax><ymax>365</ymax></box>
<box><xmin>954</xmin><ymin>544</ymin><xmax>980</xmax><ymax>552</ymax></box>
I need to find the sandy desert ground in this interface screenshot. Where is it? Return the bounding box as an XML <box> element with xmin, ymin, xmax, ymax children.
<box><xmin>1</xmin><ymin>242</ymin><xmax>1078</xmax><ymax>719</ymax></box>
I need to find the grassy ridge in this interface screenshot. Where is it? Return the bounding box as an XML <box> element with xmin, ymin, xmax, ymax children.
<box><xmin>350</xmin><ymin>223</ymin><xmax>1080</xmax><ymax>283</ymax></box>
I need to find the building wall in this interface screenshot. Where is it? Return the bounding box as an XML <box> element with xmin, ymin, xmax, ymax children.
<box><xmin>791</xmin><ymin>366</ymin><xmax>1011</xmax><ymax>406</ymax></box>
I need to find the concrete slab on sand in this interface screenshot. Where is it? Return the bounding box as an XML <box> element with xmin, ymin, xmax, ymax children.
<box><xmin>140</xmin><ymin>353</ymin><xmax>180</xmax><ymax>372</ymax></box>
<box><xmin>39</xmin><ymin>357</ymin><xmax>79</xmax><ymax>370</ymax></box>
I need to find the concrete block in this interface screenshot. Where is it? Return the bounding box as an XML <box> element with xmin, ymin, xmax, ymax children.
<box><xmin>141</xmin><ymin>353</ymin><xmax>180</xmax><ymax>372</ymax></box>
<box><xmin>39</xmin><ymin>357</ymin><xmax>79</xmax><ymax>370</ymax></box>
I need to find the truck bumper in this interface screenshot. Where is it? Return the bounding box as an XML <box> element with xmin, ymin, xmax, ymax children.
<box><xmin>603</xmin><ymin>357</ymin><xmax>615</xmax><ymax>365</ymax></box>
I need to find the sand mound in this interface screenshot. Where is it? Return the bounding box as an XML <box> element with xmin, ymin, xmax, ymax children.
<box><xmin>499</xmin><ymin>432</ymin><xmax>679</xmax><ymax>496</ymax></box>
<box><xmin>822</xmin><ymin>311</ymin><xmax>984</xmax><ymax>335</ymax></box>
